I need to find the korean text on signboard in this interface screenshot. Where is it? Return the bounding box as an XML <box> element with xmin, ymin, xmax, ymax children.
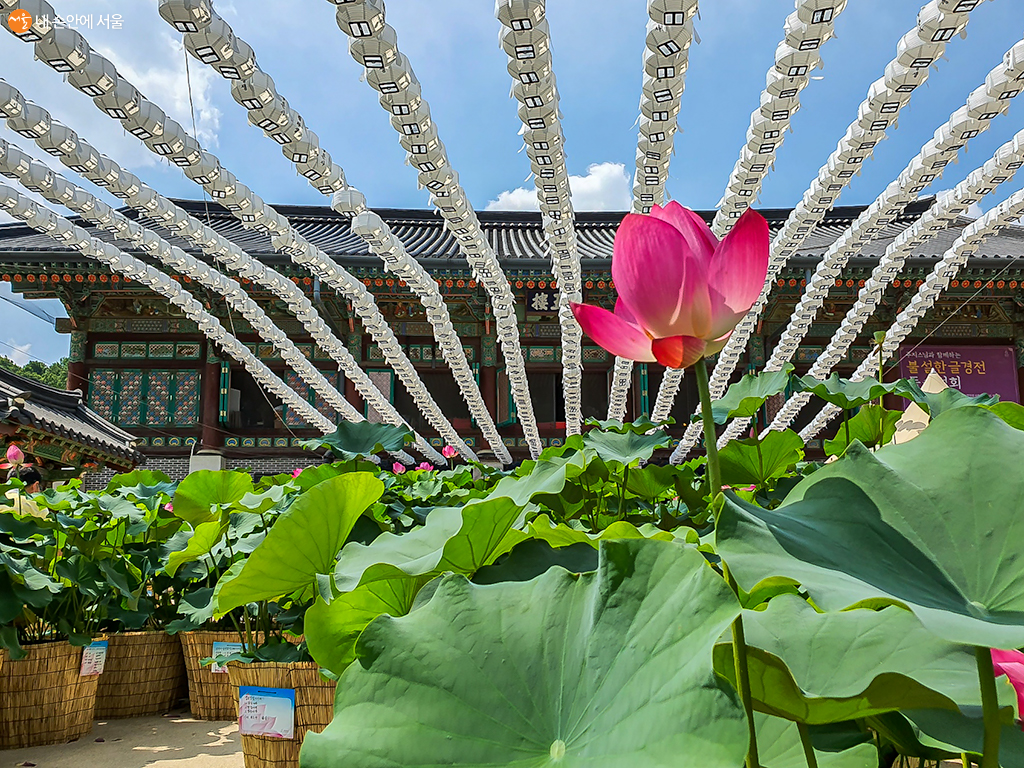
<box><xmin>898</xmin><ymin>345</ymin><xmax>1020</xmax><ymax>404</ymax></box>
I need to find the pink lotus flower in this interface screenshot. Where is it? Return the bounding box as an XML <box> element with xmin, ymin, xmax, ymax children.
<box><xmin>416</xmin><ymin>462</ymin><xmax>433</xmax><ymax>472</ymax></box>
<box><xmin>441</xmin><ymin>445</ymin><xmax>458</xmax><ymax>459</ymax></box>
<box><xmin>392</xmin><ymin>463</ymin><xmax>406</xmax><ymax>475</ymax></box>
<box><xmin>571</xmin><ymin>203</ymin><xmax>769</xmax><ymax>369</ymax></box>
<box><xmin>5</xmin><ymin>444</ymin><xmax>24</xmax><ymax>466</ymax></box>
<box><xmin>291</xmin><ymin>468</ymin><xmax>302</xmax><ymax>478</ymax></box>
<box><xmin>992</xmin><ymin>649</ymin><xmax>1024</xmax><ymax>729</ymax></box>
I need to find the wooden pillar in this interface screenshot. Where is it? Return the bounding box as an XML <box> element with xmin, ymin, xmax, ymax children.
<box><xmin>481</xmin><ymin>333</ymin><xmax>498</xmax><ymax>419</ymax></box>
<box><xmin>344</xmin><ymin>377</ymin><xmax>364</xmax><ymax>416</ymax></box>
<box><xmin>66</xmin><ymin>330</ymin><xmax>88</xmax><ymax>395</ymax></box>
<box><xmin>201</xmin><ymin>359</ymin><xmax>222</xmax><ymax>450</ymax></box>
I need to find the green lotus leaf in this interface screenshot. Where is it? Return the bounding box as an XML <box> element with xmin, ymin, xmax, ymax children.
<box><xmin>472</xmin><ymin>539</ymin><xmax>599</xmax><ymax>585</ymax></box>
<box><xmin>711</xmin><ymin>364</ymin><xmax>795</xmax><ymax>424</ymax></box>
<box><xmin>625</xmin><ymin>463</ymin><xmax>679</xmax><ymax>499</ymax></box>
<box><xmin>171</xmin><ymin>470</ymin><xmax>253</xmax><ymax>527</ymax></box>
<box><xmin>213</xmin><ymin>474</ymin><xmax>384</xmax><ymax>615</ymax></box>
<box><xmin>718</xmin><ymin>429</ymin><xmax>804</xmax><ymax>487</ymax></box>
<box><xmin>714</xmin><ymin>596</ymin><xmax>1011</xmax><ymax>724</ymax></box>
<box><xmin>305</xmin><ymin>562</ymin><xmax>432</xmax><ymax>676</ymax></box>
<box><xmin>165</xmin><ymin>519</ymin><xmax>228</xmax><ymax>576</ymax></box>
<box><xmin>988</xmin><ymin>401</ymin><xmax>1024</xmax><ymax>430</ymax></box>
<box><xmin>717</xmin><ymin>406</ymin><xmax>1024</xmax><ymax>648</ymax></box>
<box><xmin>301</xmin><ymin>539</ymin><xmax>748</xmax><ymax>768</ymax></box>
<box><xmin>823</xmin><ymin>405</ymin><xmax>900</xmax><ymax>456</ymax></box>
<box><xmin>106</xmin><ymin>469</ymin><xmax>177</xmax><ymax>501</ymax></box>
<box><xmin>582</xmin><ymin>428</ymin><xmax>670</xmax><ymax>466</ymax></box>
<box><xmin>795</xmin><ymin>374</ymin><xmax>922</xmax><ymax>411</ymax></box>
<box><xmin>298</xmin><ymin>420</ymin><xmax>414</xmax><ymax>461</ymax></box>
<box><xmin>333</xmin><ymin>496</ymin><xmax>522</xmax><ymax>592</ymax></box>
<box><xmin>912</xmin><ymin>387</ymin><xmax>1000</xmax><ymax>417</ymax></box>
<box><xmin>899</xmin><ymin>707</ymin><xmax>1024</xmax><ymax>767</ymax></box>
<box><xmin>488</xmin><ymin>452</ymin><xmax>587</xmax><ymax>506</ymax></box>
<box><xmin>756</xmin><ymin>713</ymin><xmax>876</xmax><ymax>768</ymax></box>
<box><xmin>524</xmin><ymin>513</ymin><xmax>676</xmax><ymax>549</ymax></box>
<box><xmin>584</xmin><ymin>415</ymin><xmax>670</xmax><ymax>434</ymax></box>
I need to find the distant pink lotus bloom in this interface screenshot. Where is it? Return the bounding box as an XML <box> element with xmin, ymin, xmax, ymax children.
<box><xmin>5</xmin><ymin>444</ymin><xmax>24</xmax><ymax>466</ymax></box>
<box><xmin>291</xmin><ymin>468</ymin><xmax>302</xmax><ymax>478</ymax></box>
<box><xmin>571</xmin><ymin>203</ymin><xmax>769</xmax><ymax>370</ymax></box>
<box><xmin>392</xmin><ymin>463</ymin><xmax>406</xmax><ymax>475</ymax></box>
<box><xmin>164</xmin><ymin>503</ymin><xmax>173</xmax><ymax>512</ymax></box>
<box><xmin>416</xmin><ymin>462</ymin><xmax>433</xmax><ymax>472</ymax></box>
<box><xmin>441</xmin><ymin>445</ymin><xmax>458</xmax><ymax>459</ymax></box>
<box><xmin>992</xmin><ymin>649</ymin><xmax>1024</xmax><ymax>729</ymax></box>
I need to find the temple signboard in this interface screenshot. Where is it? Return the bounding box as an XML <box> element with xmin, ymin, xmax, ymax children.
<box><xmin>898</xmin><ymin>345</ymin><xmax>1020</xmax><ymax>404</ymax></box>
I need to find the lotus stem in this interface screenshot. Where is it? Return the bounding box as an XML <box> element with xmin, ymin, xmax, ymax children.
<box><xmin>693</xmin><ymin>358</ymin><xmax>721</xmax><ymax>494</ymax></box>
<box><xmin>797</xmin><ymin>722</ymin><xmax>818</xmax><ymax>768</ymax></box>
<box><xmin>975</xmin><ymin>646</ymin><xmax>1000</xmax><ymax>768</ymax></box>
<box><xmin>731</xmin><ymin>609</ymin><xmax>760</xmax><ymax>768</ymax></box>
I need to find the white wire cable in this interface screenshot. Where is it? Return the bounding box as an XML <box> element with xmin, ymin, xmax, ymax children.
<box><xmin>0</xmin><ymin>78</ymin><xmax>441</xmax><ymax>463</ymax></box>
<box><xmin>718</xmin><ymin>41</ymin><xmax>1024</xmax><ymax>443</ymax></box>
<box><xmin>712</xmin><ymin>0</ymin><xmax>849</xmax><ymax>236</ymax></box>
<box><xmin>161</xmin><ymin>0</ymin><xmax>513</xmax><ymax>464</ymax></box>
<box><xmin>670</xmin><ymin>0</ymin><xmax>983</xmax><ymax>462</ymax></box>
<box><xmin>0</xmin><ymin>183</ymin><xmax>333</xmax><ymax>433</ymax></box>
<box><xmin>0</xmin><ymin>13</ymin><xmax>474</xmax><ymax>461</ymax></box>
<box><xmin>495</xmin><ymin>0</ymin><xmax>584</xmax><ymax>435</ymax></box>
<box><xmin>800</xmin><ymin>186</ymin><xmax>1024</xmax><ymax>440</ymax></box>
<box><xmin>306</xmin><ymin>0</ymin><xmax>540</xmax><ymax>458</ymax></box>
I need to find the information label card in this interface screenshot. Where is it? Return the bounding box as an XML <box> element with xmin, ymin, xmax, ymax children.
<box><xmin>210</xmin><ymin>641</ymin><xmax>244</xmax><ymax>674</ymax></box>
<box><xmin>80</xmin><ymin>640</ymin><xmax>108</xmax><ymax>676</ymax></box>
<box><xmin>238</xmin><ymin>686</ymin><xmax>295</xmax><ymax>739</ymax></box>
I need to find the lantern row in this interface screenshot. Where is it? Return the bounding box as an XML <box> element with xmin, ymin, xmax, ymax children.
<box><xmin>607</xmin><ymin>0</ymin><xmax>699</xmax><ymax>423</ymax></box>
<box><xmin>669</xmin><ymin>0</ymin><xmax>982</xmax><ymax>463</ymax></box>
<box><xmin>712</xmin><ymin>0</ymin><xmax>849</xmax><ymax>237</ymax></box>
<box><xmin>0</xmin><ymin>77</ymin><xmax>442</xmax><ymax>464</ymax></box>
<box><xmin>496</xmin><ymin>0</ymin><xmax>584</xmax><ymax>435</ymax></box>
<box><xmin>799</xmin><ymin>185</ymin><xmax>1024</xmax><ymax>440</ymax></box>
<box><xmin>762</xmin><ymin>127</ymin><xmax>1024</xmax><ymax>439</ymax></box>
<box><xmin>0</xmin><ymin>0</ymin><xmax>474</xmax><ymax>461</ymax></box>
<box><xmin>714</xmin><ymin>39</ymin><xmax>1024</xmax><ymax>445</ymax></box>
<box><xmin>160</xmin><ymin>0</ymin><xmax>514</xmax><ymax>464</ymax></box>
<box><xmin>0</xmin><ymin>184</ymin><xmax>335</xmax><ymax>433</ymax></box>
<box><xmin>318</xmin><ymin>0</ymin><xmax>537</xmax><ymax>458</ymax></box>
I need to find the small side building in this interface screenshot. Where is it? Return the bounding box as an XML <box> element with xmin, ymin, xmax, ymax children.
<box><xmin>0</xmin><ymin>366</ymin><xmax>143</xmax><ymax>483</ymax></box>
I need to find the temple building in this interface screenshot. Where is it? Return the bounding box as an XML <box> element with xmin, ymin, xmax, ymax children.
<box><xmin>0</xmin><ymin>197</ymin><xmax>1021</xmax><ymax>481</ymax></box>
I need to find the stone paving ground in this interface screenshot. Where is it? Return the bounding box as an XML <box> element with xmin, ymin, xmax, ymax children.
<box><xmin>0</xmin><ymin>711</ymin><xmax>242</xmax><ymax>768</ymax></box>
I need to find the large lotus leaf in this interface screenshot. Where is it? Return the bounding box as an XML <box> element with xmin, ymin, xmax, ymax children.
<box><xmin>823</xmin><ymin>405</ymin><xmax>901</xmax><ymax>456</ymax></box>
<box><xmin>171</xmin><ymin>470</ymin><xmax>253</xmax><ymax>527</ymax></box>
<box><xmin>718</xmin><ymin>429</ymin><xmax>804</xmax><ymax>487</ymax></box>
<box><xmin>488</xmin><ymin>452</ymin><xmax>587</xmax><ymax>506</ymax></box>
<box><xmin>165</xmin><ymin>519</ymin><xmax>228</xmax><ymax>576</ymax></box>
<box><xmin>900</xmin><ymin>707</ymin><xmax>1024</xmax><ymax>767</ymax></box>
<box><xmin>333</xmin><ymin>497</ymin><xmax>522</xmax><ymax>591</ymax></box>
<box><xmin>298</xmin><ymin>420</ymin><xmax>414</xmax><ymax>460</ymax></box>
<box><xmin>795</xmin><ymin>374</ymin><xmax>921</xmax><ymax>410</ymax></box>
<box><xmin>305</xmin><ymin>562</ymin><xmax>432</xmax><ymax>675</ymax></box>
<box><xmin>582</xmin><ymin>428</ymin><xmax>670</xmax><ymax>466</ymax></box>
<box><xmin>106</xmin><ymin>469</ymin><xmax>177</xmax><ymax>502</ymax></box>
<box><xmin>756</xmin><ymin>714</ymin><xmax>876</xmax><ymax>768</ymax></box>
<box><xmin>713</xmin><ymin>596</ymin><xmax>1010</xmax><ymax>724</ymax></box>
<box><xmin>524</xmin><ymin>514</ymin><xmax>676</xmax><ymax>549</ymax></box>
<box><xmin>913</xmin><ymin>387</ymin><xmax>1000</xmax><ymax>417</ymax></box>
<box><xmin>213</xmin><ymin>474</ymin><xmax>384</xmax><ymax>615</ymax></box>
<box><xmin>625</xmin><ymin>463</ymin><xmax>679</xmax><ymax>499</ymax></box>
<box><xmin>717</xmin><ymin>407</ymin><xmax>1024</xmax><ymax>648</ymax></box>
<box><xmin>711</xmin><ymin>365</ymin><xmax>795</xmax><ymax>424</ymax></box>
<box><xmin>584</xmin><ymin>415</ymin><xmax>670</xmax><ymax>434</ymax></box>
<box><xmin>301</xmin><ymin>539</ymin><xmax>747</xmax><ymax>768</ymax></box>
<box><xmin>473</xmin><ymin>539</ymin><xmax>599</xmax><ymax>584</ymax></box>
<box><xmin>988</xmin><ymin>401</ymin><xmax>1024</xmax><ymax>430</ymax></box>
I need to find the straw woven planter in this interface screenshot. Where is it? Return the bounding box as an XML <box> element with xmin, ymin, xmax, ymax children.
<box><xmin>94</xmin><ymin>632</ymin><xmax>186</xmax><ymax>718</ymax></box>
<box><xmin>0</xmin><ymin>642</ymin><xmax>100</xmax><ymax>748</ymax></box>
<box><xmin>228</xmin><ymin>662</ymin><xmax>336</xmax><ymax>768</ymax></box>
<box><xmin>180</xmin><ymin>630</ymin><xmax>251</xmax><ymax>720</ymax></box>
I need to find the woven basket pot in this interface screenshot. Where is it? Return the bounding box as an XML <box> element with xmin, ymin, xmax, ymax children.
<box><xmin>94</xmin><ymin>632</ymin><xmax>186</xmax><ymax>718</ymax></box>
<box><xmin>0</xmin><ymin>642</ymin><xmax>100</xmax><ymax>748</ymax></box>
<box><xmin>228</xmin><ymin>662</ymin><xmax>336</xmax><ymax>768</ymax></box>
<box><xmin>180</xmin><ymin>630</ymin><xmax>251</xmax><ymax>721</ymax></box>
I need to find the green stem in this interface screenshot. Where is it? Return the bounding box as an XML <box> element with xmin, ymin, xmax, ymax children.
<box><xmin>962</xmin><ymin>753</ymin><xmax>972</xmax><ymax>768</ymax></box>
<box><xmin>797</xmin><ymin>722</ymin><xmax>818</xmax><ymax>768</ymax></box>
<box><xmin>731</xmin><ymin>604</ymin><xmax>760</xmax><ymax>768</ymax></box>
<box><xmin>976</xmin><ymin>646</ymin><xmax>1000</xmax><ymax>768</ymax></box>
<box><xmin>844</xmin><ymin>410</ymin><xmax>851</xmax><ymax>448</ymax></box>
<box><xmin>693</xmin><ymin>358</ymin><xmax>721</xmax><ymax>494</ymax></box>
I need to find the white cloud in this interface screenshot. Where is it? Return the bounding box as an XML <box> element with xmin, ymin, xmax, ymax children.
<box><xmin>4</xmin><ymin>341</ymin><xmax>32</xmax><ymax>367</ymax></box>
<box><xmin>486</xmin><ymin>162</ymin><xmax>632</xmax><ymax>212</ymax></box>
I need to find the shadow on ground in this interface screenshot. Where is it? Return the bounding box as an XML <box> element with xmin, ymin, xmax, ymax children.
<box><xmin>0</xmin><ymin>710</ymin><xmax>242</xmax><ymax>768</ymax></box>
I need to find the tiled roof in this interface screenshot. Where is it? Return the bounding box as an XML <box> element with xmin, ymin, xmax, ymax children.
<box><xmin>0</xmin><ymin>367</ymin><xmax>144</xmax><ymax>466</ymax></box>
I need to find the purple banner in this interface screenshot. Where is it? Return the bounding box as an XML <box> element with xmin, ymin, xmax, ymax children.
<box><xmin>898</xmin><ymin>345</ymin><xmax>1020</xmax><ymax>404</ymax></box>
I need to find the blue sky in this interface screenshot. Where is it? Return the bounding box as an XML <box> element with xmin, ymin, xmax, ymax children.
<box><xmin>1</xmin><ymin>0</ymin><xmax>1022</xmax><ymax>367</ymax></box>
